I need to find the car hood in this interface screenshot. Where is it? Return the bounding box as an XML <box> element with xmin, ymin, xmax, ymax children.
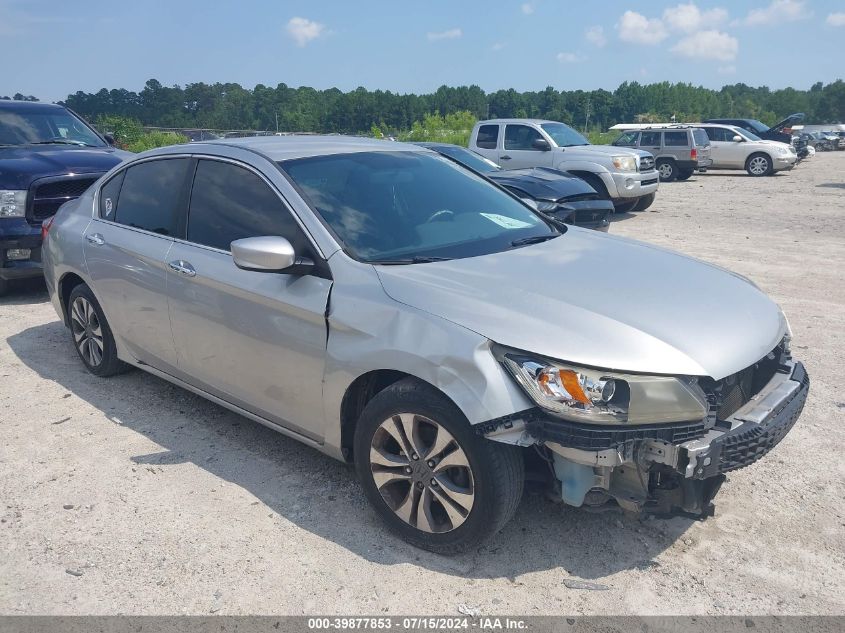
<box><xmin>769</xmin><ymin>112</ymin><xmax>804</xmax><ymax>133</ymax></box>
<box><xmin>487</xmin><ymin>167</ymin><xmax>596</xmax><ymax>202</ymax></box>
<box><xmin>375</xmin><ymin>229</ymin><xmax>786</xmax><ymax>380</ymax></box>
<box><xmin>554</xmin><ymin>144</ymin><xmax>652</xmax><ymax>160</ymax></box>
<box><xmin>0</xmin><ymin>145</ymin><xmax>131</xmax><ymax>189</ymax></box>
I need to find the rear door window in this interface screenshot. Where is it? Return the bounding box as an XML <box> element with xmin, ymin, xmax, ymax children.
<box><xmin>475</xmin><ymin>125</ymin><xmax>499</xmax><ymax>149</ymax></box>
<box><xmin>112</xmin><ymin>158</ymin><xmax>190</xmax><ymax>236</ymax></box>
<box><xmin>664</xmin><ymin>131</ymin><xmax>688</xmax><ymax>146</ymax></box>
<box><xmin>187</xmin><ymin>159</ymin><xmax>309</xmax><ymax>254</ymax></box>
<box><xmin>504</xmin><ymin>125</ymin><xmax>543</xmax><ymax>150</ymax></box>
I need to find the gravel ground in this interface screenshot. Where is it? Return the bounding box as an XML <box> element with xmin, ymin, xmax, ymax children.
<box><xmin>1</xmin><ymin>153</ymin><xmax>844</xmax><ymax>616</ymax></box>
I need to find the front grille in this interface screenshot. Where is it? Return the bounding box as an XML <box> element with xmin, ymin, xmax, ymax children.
<box><xmin>27</xmin><ymin>174</ymin><xmax>102</xmax><ymax>222</ymax></box>
<box><xmin>639</xmin><ymin>157</ymin><xmax>655</xmax><ymax>172</ymax></box>
<box><xmin>525</xmin><ymin>417</ymin><xmax>707</xmax><ymax>451</ymax></box>
<box><xmin>705</xmin><ymin>343</ymin><xmax>783</xmax><ymax>420</ymax></box>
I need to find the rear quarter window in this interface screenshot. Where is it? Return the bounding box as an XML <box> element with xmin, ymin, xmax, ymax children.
<box><xmin>475</xmin><ymin>125</ymin><xmax>499</xmax><ymax>149</ymax></box>
<box><xmin>99</xmin><ymin>171</ymin><xmax>125</xmax><ymax>221</ymax></box>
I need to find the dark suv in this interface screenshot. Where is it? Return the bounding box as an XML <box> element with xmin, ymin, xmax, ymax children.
<box><xmin>701</xmin><ymin>113</ymin><xmax>804</xmax><ymax>145</ymax></box>
<box><xmin>0</xmin><ymin>101</ymin><xmax>132</xmax><ymax>295</ymax></box>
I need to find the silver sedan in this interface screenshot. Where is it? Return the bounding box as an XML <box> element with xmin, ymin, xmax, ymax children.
<box><xmin>42</xmin><ymin>136</ymin><xmax>808</xmax><ymax>553</ymax></box>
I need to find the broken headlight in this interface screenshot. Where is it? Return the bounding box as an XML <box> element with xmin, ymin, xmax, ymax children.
<box><xmin>501</xmin><ymin>351</ymin><xmax>708</xmax><ymax>425</ymax></box>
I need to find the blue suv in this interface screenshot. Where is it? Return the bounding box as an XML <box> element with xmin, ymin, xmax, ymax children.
<box><xmin>0</xmin><ymin>101</ymin><xmax>132</xmax><ymax>295</ymax></box>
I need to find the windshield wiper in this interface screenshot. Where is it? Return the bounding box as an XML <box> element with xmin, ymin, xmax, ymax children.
<box><xmin>369</xmin><ymin>256</ymin><xmax>453</xmax><ymax>265</ymax></box>
<box><xmin>30</xmin><ymin>140</ymin><xmax>92</xmax><ymax>146</ymax></box>
<box><xmin>510</xmin><ymin>234</ymin><xmax>559</xmax><ymax>247</ymax></box>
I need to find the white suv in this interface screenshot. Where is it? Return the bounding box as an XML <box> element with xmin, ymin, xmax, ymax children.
<box><xmin>698</xmin><ymin>124</ymin><xmax>797</xmax><ymax>176</ymax></box>
<box><xmin>469</xmin><ymin>119</ymin><xmax>659</xmax><ymax>212</ymax></box>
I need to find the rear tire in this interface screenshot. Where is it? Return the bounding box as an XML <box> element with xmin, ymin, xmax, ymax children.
<box><xmin>354</xmin><ymin>377</ymin><xmax>524</xmax><ymax>554</ymax></box>
<box><xmin>67</xmin><ymin>284</ymin><xmax>127</xmax><ymax>377</ymax></box>
<box><xmin>656</xmin><ymin>159</ymin><xmax>676</xmax><ymax>182</ymax></box>
<box><xmin>632</xmin><ymin>193</ymin><xmax>656</xmax><ymax>212</ymax></box>
<box><xmin>746</xmin><ymin>153</ymin><xmax>773</xmax><ymax>177</ymax></box>
<box><xmin>676</xmin><ymin>169</ymin><xmax>694</xmax><ymax>181</ymax></box>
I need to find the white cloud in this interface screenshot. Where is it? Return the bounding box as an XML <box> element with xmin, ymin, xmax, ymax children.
<box><xmin>671</xmin><ymin>30</ymin><xmax>738</xmax><ymax>61</ymax></box>
<box><xmin>662</xmin><ymin>3</ymin><xmax>728</xmax><ymax>32</ymax></box>
<box><xmin>286</xmin><ymin>17</ymin><xmax>326</xmax><ymax>47</ymax></box>
<box><xmin>718</xmin><ymin>64</ymin><xmax>737</xmax><ymax>74</ymax></box>
<box><xmin>740</xmin><ymin>0</ymin><xmax>808</xmax><ymax>26</ymax></box>
<box><xmin>491</xmin><ymin>42</ymin><xmax>506</xmax><ymax>51</ymax></box>
<box><xmin>617</xmin><ymin>10</ymin><xmax>668</xmax><ymax>45</ymax></box>
<box><xmin>521</xmin><ymin>3</ymin><xmax>534</xmax><ymax>15</ymax></box>
<box><xmin>427</xmin><ymin>28</ymin><xmax>462</xmax><ymax>41</ymax></box>
<box><xmin>556</xmin><ymin>51</ymin><xmax>584</xmax><ymax>63</ymax></box>
<box><xmin>584</xmin><ymin>25</ymin><xmax>607</xmax><ymax>47</ymax></box>
<box><xmin>827</xmin><ymin>12</ymin><xmax>845</xmax><ymax>26</ymax></box>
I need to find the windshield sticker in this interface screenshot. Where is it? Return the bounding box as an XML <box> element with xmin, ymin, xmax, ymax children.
<box><xmin>480</xmin><ymin>213</ymin><xmax>534</xmax><ymax>229</ymax></box>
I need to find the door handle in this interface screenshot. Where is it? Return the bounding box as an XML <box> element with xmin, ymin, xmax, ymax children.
<box><xmin>85</xmin><ymin>233</ymin><xmax>104</xmax><ymax>245</ymax></box>
<box><xmin>168</xmin><ymin>260</ymin><xmax>196</xmax><ymax>277</ymax></box>
<box><xmin>500</xmin><ymin>155</ymin><xmax>512</xmax><ymax>160</ymax></box>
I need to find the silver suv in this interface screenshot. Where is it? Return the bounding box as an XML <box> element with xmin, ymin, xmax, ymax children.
<box><xmin>612</xmin><ymin>126</ymin><xmax>712</xmax><ymax>182</ymax></box>
<box><xmin>470</xmin><ymin>119</ymin><xmax>659</xmax><ymax>212</ymax></box>
<box><xmin>42</xmin><ymin>136</ymin><xmax>808</xmax><ymax>553</ymax></box>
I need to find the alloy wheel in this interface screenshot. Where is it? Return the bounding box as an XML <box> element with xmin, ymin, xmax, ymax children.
<box><xmin>70</xmin><ymin>296</ymin><xmax>104</xmax><ymax>367</ymax></box>
<box><xmin>369</xmin><ymin>413</ymin><xmax>475</xmax><ymax>534</ymax></box>
<box><xmin>749</xmin><ymin>156</ymin><xmax>769</xmax><ymax>175</ymax></box>
<box><xmin>658</xmin><ymin>162</ymin><xmax>674</xmax><ymax>179</ymax></box>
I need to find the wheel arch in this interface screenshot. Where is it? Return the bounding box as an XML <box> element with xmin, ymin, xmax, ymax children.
<box><xmin>58</xmin><ymin>272</ymin><xmax>88</xmax><ymax>326</ymax></box>
<box><xmin>339</xmin><ymin>370</ymin><xmax>464</xmax><ymax>462</ymax></box>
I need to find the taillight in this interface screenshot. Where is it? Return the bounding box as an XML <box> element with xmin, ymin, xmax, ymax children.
<box><xmin>690</xmin><ymin>147</ymin><xmax>698</xmax><ymax>161</ymax></box>
<box><xmin>41</xmin><ymin>216</ymin><xmax>55</xmax><ymax>242</ymax></box>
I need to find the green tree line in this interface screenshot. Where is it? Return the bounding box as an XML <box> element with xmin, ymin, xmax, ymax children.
<box><xmin>7</xmin><ymin>78</ymin><xmax>843</xmax><ymax>135</ymax></box>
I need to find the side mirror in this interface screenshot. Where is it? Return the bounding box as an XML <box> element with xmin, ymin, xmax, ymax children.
<box><xmin>104</xmin><ymin>133</ymin><xmax>116</xmax><ymax>146</ymax></box>
<box><xmin>732</xmin><ymin>135</ymin><xmax>744</xmax><ymax>142</ymax></box>
<box><xmin>231</xmin><ymin>236</ymin><xmax>309</xmax><ymax>273</ymax></box>
<box><xmin>532</xmin><ymin>138</ymin><xmax>551</xmax><ymax>151</ymax></box>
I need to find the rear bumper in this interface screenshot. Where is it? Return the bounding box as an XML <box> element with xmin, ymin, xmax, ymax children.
<box><xmin>0</xmin><ymin>219</ymin><xmax>43</xmax><ymax>281</ymax></box>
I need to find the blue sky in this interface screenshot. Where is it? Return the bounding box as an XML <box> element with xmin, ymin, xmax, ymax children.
<box><xmin>3</xmin><ymin>0</ymin><xmax>844</xmax><ymax>102</ymax></box>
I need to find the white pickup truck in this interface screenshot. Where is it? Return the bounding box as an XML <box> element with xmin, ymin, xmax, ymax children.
<box><xmin>469</xmin><ymin>119</ymin><xmax>659</xmax><ymax>212</ymax></box>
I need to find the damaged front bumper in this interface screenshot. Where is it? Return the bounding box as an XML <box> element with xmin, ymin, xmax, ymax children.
<box><xmin>481</xmin><ymin>359</ymin><xmax>808</xmax><ymax>518</ymax></box>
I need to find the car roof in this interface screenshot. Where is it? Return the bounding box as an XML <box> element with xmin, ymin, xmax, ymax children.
<box><xmin>477</xmin><ymin>119</ymin><xmax>558</xmax><ymax>125</ymax></box>
<box><xmin>0</xmin><ymin>101</ymin><xmax>66</xmax><ymax>113</ymax></box>
<box><xmin>149</xmin><ymin>135</ymin><xmax>431</xmax><ymax>161</ymax></box>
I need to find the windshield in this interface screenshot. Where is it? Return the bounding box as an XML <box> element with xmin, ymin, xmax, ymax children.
<box><xmin>736</xmin><ymin>128</ymin><xmax>762</xmax><ymax>141</ymax></box>
<box><xmin>745</xmin><ymin>120</ymin><xmax>769</xmax><ymax>134</ymax></box>
<box><xmin>0</xmin><ymin>108</ymin><xmax>106</xmax><ymax>147</ymax></box>
<box><xmin>281</xmin><ymin>151</ymin><xmax>556</xmax><ymax>263</ymax></box>
<box><xmin>539</xmin><ymin>122</ymin><xmax>589</xmax><ymax>147</ymax></box>
<box><xmin>433</xmin><ymin>145</ymin><xmax>500</xmax><ymax>174</ymax></box>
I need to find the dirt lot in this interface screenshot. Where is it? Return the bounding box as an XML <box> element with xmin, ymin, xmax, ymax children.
<box><xmin>1</xmin><ymin>153</ymin><xmax>844</xmax><ymax>616</ymax></box>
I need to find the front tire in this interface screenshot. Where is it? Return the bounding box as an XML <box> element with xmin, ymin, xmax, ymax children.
<box><xmin>354</xmin><ymin>378</ymin><xmax>524</xmax><ymax>554</ymax></box>
<box><xmin>657</xmin><ymin>159</ymin><xmax>676</xmax><ymax>182</ymax></box>
<box><xmin>67</xmin><ymin>284</ymin><xmax>127</xmax><ymax>377</ymax></box>
<box><xmin>746</xmin><ymin>153</ymin><xmax>773</xmax><ymax>177</ymax></box>
<box><xmin>632</xmin><ymin>193</ymin><xmax>656</xmax><ymax>212</ymax></box>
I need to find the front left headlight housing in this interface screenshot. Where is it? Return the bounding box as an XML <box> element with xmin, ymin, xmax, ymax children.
<box><xmin>0</xmin><ymin>190</ymin><xmax>27</xmax><ymax>218</ymax></box>
<box><xmin>500</xmin><ymin>350</ymin><xmax>708</xmax><ymax>425</ymax></box>
<box><xmin>611</xmin><ymin>155</ymin><xmax>638</xmax><ymax>172</ymax></box>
